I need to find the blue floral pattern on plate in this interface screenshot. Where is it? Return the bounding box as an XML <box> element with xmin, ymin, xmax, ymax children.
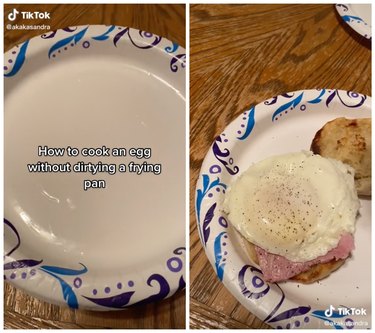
<box><xmin>4</xmin><ymin>218</ymin><xmax>185</xmax><ymax>309</ymax></box>
<box><xmin>4</xmin><ymin>25</ymin><xmax>186</xmax><ymax>77</ymax></box>
<box><xmin>336</xmin><ymin>4</ymin><xmax>371</xmax><ymax>40</ymax></box>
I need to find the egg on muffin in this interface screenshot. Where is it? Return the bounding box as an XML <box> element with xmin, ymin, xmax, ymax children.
<box><xmin>223</xmin><ymin>151</ymin><xmax>359</xmax><ymax>283</ymax></box>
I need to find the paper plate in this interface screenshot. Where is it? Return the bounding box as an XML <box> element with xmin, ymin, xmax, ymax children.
<box><xmin>196</xmin><ymin>89</ymin><xmax>371</xmax><ymax>328</ymax></box>
<box><xmin>4</xmin><ymin>25</ymin><xmax>186</xmax><ymax>310</ymax></box>
<box><xmin>336</xmin><ymin>4</ymin><xmax>372</xmax><ymax>39</ymax></box>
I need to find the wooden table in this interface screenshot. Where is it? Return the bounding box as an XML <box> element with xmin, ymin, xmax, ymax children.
<box><xmin>4</xmin><ymin>4</ymin><xmax>185</xmax><ymax>329</ymax></box>
<box><xmin>190</xmin><ymin>4</ymin><xmax>370</xmax><ymax>329</ymax></box>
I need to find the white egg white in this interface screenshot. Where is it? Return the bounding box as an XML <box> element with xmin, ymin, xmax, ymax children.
<box><xmin>223</xmin><ymin>151</ymin><xmax>359</xmax><ymax>262</ymax></box>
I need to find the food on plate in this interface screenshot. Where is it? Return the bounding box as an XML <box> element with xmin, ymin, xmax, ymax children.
<box><xmin>223</xmin><ymin>151</ymin><xmax>359</xmax><ymax>283</ymax></box>
<box><xmin>311</xmin><ymin>117</ymin><xmax>371</xmax><ymax>196</ymax></box>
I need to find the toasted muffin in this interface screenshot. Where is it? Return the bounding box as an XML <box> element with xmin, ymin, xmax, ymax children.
<box><xmin>291</xmin><ymin>259</ymin><xmax>345</xmax><ymax>283</ymax></box>
<box><xmin>311</xmin><ymin>117</ymin><xmax>371</xmax><ymax>196</ymax></box>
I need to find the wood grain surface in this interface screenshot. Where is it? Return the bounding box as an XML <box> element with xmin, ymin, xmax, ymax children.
<box><xmin>190</xmin><ymin>4</ymin><xmax>370</xmax><ymax>329</ymax></box>
<box><xmin>4</xmin><ymin>4</ymin><xmax>185</xmax><ymax>329</ymax></box>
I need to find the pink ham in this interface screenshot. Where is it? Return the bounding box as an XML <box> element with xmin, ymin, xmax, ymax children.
<box><xmin>255</xmin><ymin>233</ymin><xmax>355</xmax><ymax>282</ymax></box>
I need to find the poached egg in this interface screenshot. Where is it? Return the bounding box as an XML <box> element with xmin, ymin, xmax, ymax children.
<box><xmin>223</xmin><ymin>151</ymin><xmax>359</xmax><ymax>262</ymax></box>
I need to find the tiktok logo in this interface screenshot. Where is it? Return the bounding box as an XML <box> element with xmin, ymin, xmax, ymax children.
<box><xmin>325</xmin><ymin>305</ymin><xmax>335</xmax><ymax>317</ymax></box>
<box><xmin>8</xmin><ymin>8</ymin><xmax>19</xmax><ymax>21</ymax></box>
<box><xmin>7</xmin><ymin>8</ymin><xmax>50</xmax><ymax>21</ymax></box>
<box><xmin>324</xmin><ymin>305</ymin><xmax>366</xmax><ymax>317</ymax></box>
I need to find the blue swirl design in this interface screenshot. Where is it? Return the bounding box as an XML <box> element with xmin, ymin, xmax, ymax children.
<box><xmin>131</xmin><ymin>274</ymin><xmax>170</xmax><ymax>307</ymax></box>
<box><xmin>196</xmin><ymin>175</ymin><xmax>226</xmax><ymax>243</ymax></box>
<box><xmin>170</xmin><ymin>53</ymin><xmax>186</xmax><ymax>73</ymax></box>
<box><xmin>269</xmin><ymin>89</ymin><xmax>367</xmax><ymax>122</ymax></box>
<box><xmin>5</xmin><ymin>216</ymin><xmax>182</xmax><ymax>309</ymax></box>
<box><xmin>40</xmin><ymin>263</ymin><xmax>88</xmax><ymax>275</ymax></box>
<box><xmin>6</xmin><ymin>26</ymin><xmax>184</xmax><ymax>76</ymax></box>
<box><xmin>238</xmin><ymin>265</ymin><xmax>311</xmax><ymax>323</ymax></box>
<box><xmin>83</xmin><ymin>290</ymin><xmax>135</xmax><ymax>309</ymax></box>
<box><xmin>166</xmin><ymin>247</ymin><xmax>185</xmax><ymax>273</ymax></box>
<box><xmin>326</xmin><ymin>90</ymin><xmax>337</xmax><ymax>107</ymax></box>
<box><xmin>336</xmin><ymin>4</ymin><xmax>370</xmax><ymax>39</ymax></box>
<box><xmin>237</xmin><ymin>263</ymin><xmax>363</xmax><ymax>328</ymax></box>
<box><xmin>4</xmin><ymin>40</ymin><xmax>29</xmax><ymax>77</ymax></box>
<box><xmin>326</xmin><ymin>90</ymin><xmax>366</xmax><ymax>108</ymax></box>
<box><xmin>92</xmin><ymin>25</ymin><xmax>116</xmax><ymax>41</ymax></box>
<box><xmin>264</xmin><ymin>93</ymin><xmax>294</xmax><ymax>106</ymax></box>
<box><xmin>336</xmin><ymin>4</ymin><xmax>349</xmax><ymax>11</ymax></box>
<box><xmin>4</xmin><ymin>259</ymin><xmax>43</xmax><ymax>270</ymax></box>
<box><xmin>4</xmin><ymin>219</ymin><xmax>89</xmax><ymax>308</ymax></box>
<box><xmin>342</xmin><ymin>15</ymin><xmax>365</xmax><ymax>23</ymax></box>
<box><xmin>196</xmin><ymin>174</ymin><xmax>226</xmax><ymax>223</ymax></box>
<box><xmin>307</xmin><ymin>89</ymin><xmax>326</xmax><ymax>104</ymax></box>
<box><xmin>173</xmin><ymin>247</ymin><xmax>185</xmax><ymax>255</ymax></box>
<box><xmin>237</xmin><ymin>106</ymin><xmax>256</xmax><ymax>140</ymax></box>
<box><xmin>113</xmin><ymin>27</ymin><xmax>162</xmax><ymax>49</ymax></box>
<box><xmin>48</xmin><ymin>26</ymin><xmax>89</xmax><ymax>58</ymax></box>
<box><xmin>40</xmin><ymin>263</ymin><xmax>88</xmax><ymax>309</ymax></box>
<box><xmin>237</xmin><ymin>264</ymin><xmax>312</xmax><ymax>325</ymax></box>
<box><xmin>202</xmin><ymin>203</ymin><xmax>216</xmax><ymax>246</ymax></box>
<box><xmin>238</xmin><ymin>265</ymin><xmax>270</xmax><ymax>299</ymax></box>
<box><xmin>212</xmin><ymin>135</ymin><xmax>239</xmax><ymax>175</ymax></box>
<box><xmin>165</xmin><ymin>42</ymin><xmax>179</xmax><ymax>53</ymax></box>
<box><xmin>113</xmin><ymin>27</ymin><xmax>129</xmax><ymax>47</ymax></box>
<box><xmin>272</xmin><ymin>92</ymin><xmax>304</xmax><ymax>121</ymax></box>
<box><xmin>112</xmin><ymin>27</ymin><xmax>183</xmax><ymax>73</ymax></box>
<box><xmin>265</xmin><ymin>89</ymin><xmax>367</xmax><ymax>121</ymax></box>
<box><xmin>39</xmin><ymin>269</ymin><xmax>79</xmax><ymax>308</ymax></box>
<box><xmin>214</xmin><ymin>232</ymin><xmax>227</xmax><ymax>281</ymax></box>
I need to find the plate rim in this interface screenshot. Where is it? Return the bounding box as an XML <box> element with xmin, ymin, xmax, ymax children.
<box><xmin>4</xmin><ymin>24</ymin><xmax>186</xmax><ymax>81</ymax></box>
<box><xmin>335</xmin><ymin>3</ymin><xmax>372</xmax><ymax>39</ymax></box>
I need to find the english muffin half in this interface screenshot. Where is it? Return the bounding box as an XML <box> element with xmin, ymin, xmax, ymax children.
<box><xmin>311</xmin><ymin>117</ymin><xmax>371</xmax><ymax>196</ymax></box>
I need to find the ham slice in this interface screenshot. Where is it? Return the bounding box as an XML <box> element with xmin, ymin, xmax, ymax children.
<box><xmin>255</xmin><ymin>233</ymin><xmax>355</xmax><ymax>282</ymax></box>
